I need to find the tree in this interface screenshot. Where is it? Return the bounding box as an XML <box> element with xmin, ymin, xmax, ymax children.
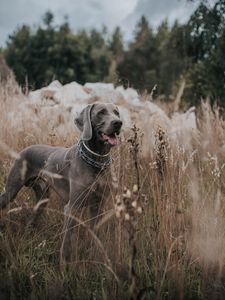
<box><xmin>4</xmin><ymin>12</ymin><xmax>112</xmax><ymax>88</ymax></box>
<box><xmin>184</xmin><ymin>0</ymin><xmax>225</xmax><ymax>105</ymax></box>
<box><xmin>109</xmin><ymin>27</ymin><xmax>124</xmax><ymax>60</ymax></box>
<box><xmin>155</xmin><ymin>20</ymin><xmax>190</xmax><ymax>98</ymax></box>
<box><xmin>5</xmin><ymin>25</ymin><xmax>32</xmax><ymax>85</ymax></box>
<box><xmin>3</xmin><ymin>2</ymin><xmax>225</xmax><ymax>108</ymax></box>
<box><xmin>42</xmin><ymin>11</ymin><xmax>54</xmax><ymax>27</ymax></box>
<box><xmin>117</xmin><ymin>16</ymin><xmax>159</xmax><ymax>91</ymax></box>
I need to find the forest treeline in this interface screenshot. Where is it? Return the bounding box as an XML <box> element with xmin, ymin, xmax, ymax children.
<box><xmin>2</xmin><ymin>0</ymin><xmax>225</xmax><ymax>107</ymax></box>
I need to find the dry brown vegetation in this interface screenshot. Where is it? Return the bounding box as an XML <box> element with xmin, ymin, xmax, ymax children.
<box><xmin>1</xmin><ymin>79</ymin><xmax>225</xmax><ymax>300</ymax></box>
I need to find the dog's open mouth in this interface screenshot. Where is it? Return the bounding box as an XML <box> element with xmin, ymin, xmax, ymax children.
<box><xmin>100</xmin><ymin>132</ymin><xmax>119</xmax><ymax>146</ymax></box>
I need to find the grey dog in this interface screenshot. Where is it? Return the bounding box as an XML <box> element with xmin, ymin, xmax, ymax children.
<box><xmin>0</xmin><ymin>102</ymin><xmax>123</xmax><ymax>263</ymax></box>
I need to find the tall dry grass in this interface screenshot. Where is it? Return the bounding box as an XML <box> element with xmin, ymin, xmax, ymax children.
<box><xmin>1</xmin><ymin>79</ymin><xmax>225</xmax><ymax>299</ymax></box>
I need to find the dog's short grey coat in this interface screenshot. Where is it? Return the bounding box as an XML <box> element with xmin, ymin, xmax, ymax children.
<box><xmin>0</xmin><ymin>102</ymin><xmax>122</xmax><ymax>263</ymax></box>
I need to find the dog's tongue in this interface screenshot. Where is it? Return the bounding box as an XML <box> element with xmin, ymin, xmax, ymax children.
<box><xmin>101</xmin><ymin>133</ymin><xmax>118</xmax><ymax>146</ymax></box>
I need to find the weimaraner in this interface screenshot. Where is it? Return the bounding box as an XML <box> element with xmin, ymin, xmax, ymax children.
<box><xmin>0</xmin><ymin>102</ymin><xmax>123</xmax><ymax>263</ymax></box>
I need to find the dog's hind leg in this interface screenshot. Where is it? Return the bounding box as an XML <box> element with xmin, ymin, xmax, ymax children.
<box><xmin>28</xmin><ymin>179</ymin><xmax>50</xmax><ymax>226</ymax></box>
<box><xmin>0</xmin><ymin>158</ymin><xmax>28</xmax><ymax>209</ymax></box>
<box><xmin>31</xmin><ymin>178</ymin><xmax>49</xmax><ymax>202</ymax></box>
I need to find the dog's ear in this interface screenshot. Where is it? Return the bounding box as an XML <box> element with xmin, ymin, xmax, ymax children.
<box><xmin>74</xmin><ymin>104</ymin><xmax>94</xmax><ymax>141</ymax></box>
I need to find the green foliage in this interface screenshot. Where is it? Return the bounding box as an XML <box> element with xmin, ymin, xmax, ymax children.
<box><xmin>184</xmin><ymin>0</ymin><xmax>225</xmax><ymax>105</ymax></box>
<box><xmin>117</xmin><ymin>17</ymin><xmax>188</xmax><ymax>97</ymax></box>
<box><xmin>118</xmin><ymin>16</ymin><xmax>159</xmax><ymax>91</ymax></box>
<box><xmin>3</xmin><ymin>1</ymin><xmax>225</xmax><ymax>106</ymax></box>
<box><xmin>4</xmin><ymin>12</ymin><xmax>112</xmax><ymax>89</ymax></box>
<box><xmin>109</xmin><ymin>27</ymin><xmax>124</xmax><ymax>60</ymax></box>
<box><xmin>42</xmin><ymin>10</ymin><xmax>54</xmax><ymax>27</ymax></box>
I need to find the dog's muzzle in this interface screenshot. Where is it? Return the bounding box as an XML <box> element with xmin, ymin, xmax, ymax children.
<box><xmin>99</xmin><ymin>120</ymin><xmax>123</xmax><ymax>146</ymax></box>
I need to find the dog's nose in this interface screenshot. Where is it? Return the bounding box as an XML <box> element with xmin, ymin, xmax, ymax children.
<box><xmin>112</xmin><ymin>120</ymin><xmax>123</xmax><ymax>129</ymax></box>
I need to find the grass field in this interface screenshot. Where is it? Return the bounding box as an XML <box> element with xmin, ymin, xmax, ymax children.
<box><xmin>1</xmin><ymin>79</ymin><xmax>225</xmax><ymax>300</ymax></box>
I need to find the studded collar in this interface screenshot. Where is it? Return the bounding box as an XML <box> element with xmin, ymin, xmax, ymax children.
<box><xmin>77</xmin><ymin>140</ymin><xmax>112</xmax><ymax>170</ymax></box>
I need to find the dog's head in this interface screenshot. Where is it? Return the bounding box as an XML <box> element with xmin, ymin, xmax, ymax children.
<box><xmin>75</xmin><ymin>103</ymin><xmax>123</xmax><ymax>146</ymax></box>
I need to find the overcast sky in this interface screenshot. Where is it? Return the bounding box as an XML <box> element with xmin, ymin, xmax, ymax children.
<box><xmin>0</xmin><ymin>0</ymin><xmax>215</xmax><ymax>47</ymax></box>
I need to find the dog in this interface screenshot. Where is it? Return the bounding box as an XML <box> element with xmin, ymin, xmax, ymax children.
<box><xmin>0</xmin><ymin>102</ymin><xmax>123</xmax><ymax>263</ymax></box>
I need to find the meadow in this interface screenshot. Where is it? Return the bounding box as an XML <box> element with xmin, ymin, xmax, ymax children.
<box><xmin>1</xmin><ymin>77</ymin><xmax>225</xmax><ymax>300</ymax></box>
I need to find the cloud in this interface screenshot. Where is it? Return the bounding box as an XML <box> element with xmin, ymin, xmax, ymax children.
<box><xmin>0</xmin><ymin>0</ymin><xmax>138</xmax><ymax>46</ymax></box>
<box><xmin>122</xmin><ymin>0</ymin><xmax>218</xmax><ymax>41</ymax></box>
<box><xmin>121</xmin><ymin>0</ymin><xmax>200</xmax><ymax>40</ymax></box>
<box><xmin>0</xmin><ymin>0</ymin><xmax>216</xmax><ymax>47</ymax></box>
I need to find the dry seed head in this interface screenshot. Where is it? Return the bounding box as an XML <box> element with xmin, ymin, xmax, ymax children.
<box><xmin>126</xmin><ymin>189</ymin><xmax>131</xmax><ymax>198</ymax></box>
<box><xmin>136</xmin><ymin>206</ymin><xmax>143</xmax><ymax>214</ymax></box>
<box><xmin>125</xmin><ymin>213</ymin><xmax>130</xmax><ymax>221</ymax></box>
<box><xmin>123</xmin><ymin>189</ymin><xmax>131</xmax><ymax>198</ymax></box>
<box><xmin>132</xmin><ymin>200</ymin><xmax>137</xmax><ymax>208</ymax></box>
<box><xmin>133</xmin><ymin>184</ymin><xmax>138</xmax><ymax>193</ymax></box>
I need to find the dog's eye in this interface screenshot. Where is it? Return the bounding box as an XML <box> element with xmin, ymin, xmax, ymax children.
<box><xmin>98</xmin><ymin>109</ymin><xmax>106</xmax><ymax>116</ymax></box>
<box><xmin>113</xmin><ymin>110</ymin><xmax>120</xmax><ymax>117</ymax></box>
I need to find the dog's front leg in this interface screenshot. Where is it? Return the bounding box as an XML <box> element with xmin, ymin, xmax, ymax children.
<box><xmin>89</xmin><ymin>180</ymin><xmax>110</xmax><ymax>230</ymax></box>
<box><xmin>89</xmin><ymin>199</ymin><xmax>103</xmax><ymax>230</ymax></box>
<box><xmin>60</xmin><ymin>182</ymin><xmax>88</xmax><ymax>267</ymax></box>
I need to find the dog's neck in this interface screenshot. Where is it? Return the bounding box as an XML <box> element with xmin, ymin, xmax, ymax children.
<box><xmin>77</xmin><ymin>139</ymin><xmax>112</xmax><ymax>170</ymax></box>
